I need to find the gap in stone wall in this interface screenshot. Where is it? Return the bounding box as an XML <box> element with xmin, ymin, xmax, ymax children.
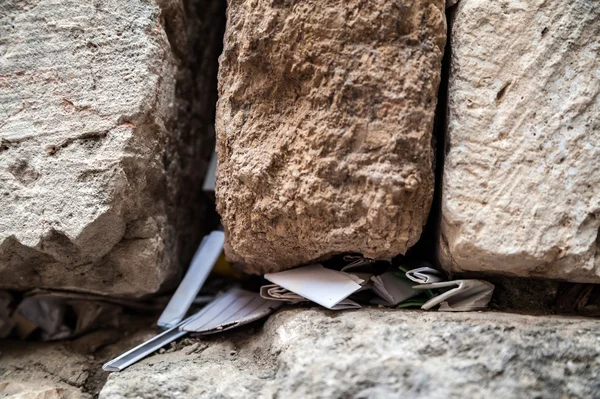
<box><xmin>161</xmin><ymin>0</ymin><xmax>226</xmax><ymax>281</ymax></box>
<box><xmin>401</xmin><ymin>8</ymin><xmax>572</xmax><ymax>315</ymax></box>
<box><xmin>403</xmin><ymin>8</ymin><xmax>453</xmax><ymax>267</ymax></box>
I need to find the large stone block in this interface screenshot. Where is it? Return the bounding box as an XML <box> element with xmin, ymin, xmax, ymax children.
<box><xmin>216</xmin><ymin>0</ymin><xmax>446</xmax><ymax>273</ymax></box>
<box><xmin>0</xmin><ymin>0</ymin><xmax>222</xmax><ymax>296</ymax></box>
<box><xmin>440</xmin><ymin>0</ymin><xmax>600</xmax><ymax>282</ymax></box>
<box><xmin>100</xmin><ymin>309</ymin><xmax>600</xmax><ymax>398</ymax></box>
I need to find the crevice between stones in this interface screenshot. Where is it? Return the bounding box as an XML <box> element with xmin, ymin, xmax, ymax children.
<box><xmin>159</xmin><ymin>0</ymin><xmax>226</xmax><ymax>290</ymax></box>
<box><xmin>403</xmin><ymin>6</ymin><xmax>452</xmax><ymax>266</ymax></box>
<box><xmin>402</xmin><ymin>7</ymin><xmax>572</xmax><ymax>315</ymax></box>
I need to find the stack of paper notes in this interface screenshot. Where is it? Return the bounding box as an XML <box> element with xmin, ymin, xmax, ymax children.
<box><xmin>261</xmin><ymin>262</ymin><xmax>493</xmax><ymax>312</ymax></box>
<box><xmin>103</xmin><ymin>230</ymin><xmax>495</xmax><ymax>372</ymax></box>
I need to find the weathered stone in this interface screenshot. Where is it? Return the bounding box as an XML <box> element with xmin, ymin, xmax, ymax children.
<box><xmin>440</xmin><ymin>0</ymin><xmax>600</xmax><ymax>282</ymax></box>
<box><xmin>0</xmin><ymin>382</ymin><xmax>87</xmax><ymax>399</ymax></box>
<box><xmin>0</xmin><ymin>341</ymin><xmax>92</xmax><ymax>399</ymax></box>
<box><xmin>216</xmin><ymin>0</ymin><xmax>446</xmax><ymax>273</ymax></box>
<box><xmin>100</xmin><ymin>308</ymin><xmax>600</xmax><ymax>398</ymax></box>
<box><xmin>0</xmin><ymin>0</ymin><xmax>223</xmax><ymax>295</ymax></box>
<box><xmin>0</xmin><ymin>319</ymin><xmax>161</xmax><ymax>398</ymax></box>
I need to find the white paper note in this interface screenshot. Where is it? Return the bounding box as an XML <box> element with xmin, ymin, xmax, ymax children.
<box><xmin>260</xmin><ymin>284</ymin><xmax>305</xmax><ymax>304</ymax></box>
<box><xmin>158</xmin><ymin>231</ymin><xmax>224</xmax><ymax>328</ymax></box>
<box><xmin>414</xmin><ymin>280</ymin><xmax>494</xmax><ymax>311</ymax></box>
<box><xmin>180</xmin><ymin>288</ymin><xmax>282</xmax><ymax>333</ymax></box>
<box><xmin>405</xmin><ymin>267</ymin><xmax>445</xmax><ymax>284</ymax></box>
<box><xmin>264</xmin><ymin>264</ymin><xmax>363</xmax><ymax>310</ymax></box>
<box><xmin>260</xmin><ymin>284</ymin><xmax>362</xmax><ymax>310</ymax></box>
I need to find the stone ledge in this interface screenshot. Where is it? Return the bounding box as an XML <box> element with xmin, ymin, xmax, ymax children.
<box><xmin>100</xmin><ymin>308</ymin><xmax>600</xmax><ymax>398</ymax></box>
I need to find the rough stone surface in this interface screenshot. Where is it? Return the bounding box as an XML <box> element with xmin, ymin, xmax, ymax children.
<box><xmin>0</xmin><ymin>318</ymin><xmax>160</xmax><ymax>398</ymax></box>
<box><xmin>0</xmin><ymin>341</ymin><xmax>92</xmax><ymax>399</ymax></box>
<box><xmin>100</xmin><ymin>308</ymin><xmax>600</xmax><ymax>398</ymax></box>
<box><xmin>440</xmin><ymin>0</ymin><xmax>600</xmax><ymax>283</ymax></box>
<box><xmin>0</xmin><ymin>0</ymin><xmax>222</xmax><ymax>295</ymax></box>
<box><xmin>216</xmin><ymin>0</ymin><xmax>446</xmax><ymax>273</ymax></box>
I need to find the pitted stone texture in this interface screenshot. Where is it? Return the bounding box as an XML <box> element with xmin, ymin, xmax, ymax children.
<box><xmin>0</xmin><ymin>341</ymin><xmax>91</xmax><ymax>399</ymax></box>
<box><xmin>0</xmin><ymin>0</ymin><xmax>220</xmax><ymax>295</ymax></box>
<box><xmin>216</xmin><ymin>0</ymin><xmax>446</xmax><ymax>273</ymax></box>
<box><xmin>0</xmin><ymin>320</ymin><xmax>163</xmax><ymax>398</ymax></box>
<box><xmin>100</xmin><ymin>308</ymin><xmax>600</xmax><ymax>399</ymax></box>
<box><xmin>440</xmin><ymin>0</ymin><xmax>600</xmax><ymax>283</ymax></box>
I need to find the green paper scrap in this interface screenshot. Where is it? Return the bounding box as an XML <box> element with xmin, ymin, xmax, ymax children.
<box><xmin>397</xmin><ymin>298</ymin><xmax>428</xmax><ymax>309</ymax></box>
<box><xmin>393</xmin><ymin>266</ymin><xmax>439</xmax><ymax>308</ymax></box>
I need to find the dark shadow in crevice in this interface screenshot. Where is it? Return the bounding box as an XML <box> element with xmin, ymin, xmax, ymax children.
<box><xmin>160</xmin><ymin>0</ymin><xmax>226</xmax><ymax>291</ymax></box>
<box><xmin>402</xmin><ymin>6</ymin><xmax>453</xmax><ymax>266</ymax></box>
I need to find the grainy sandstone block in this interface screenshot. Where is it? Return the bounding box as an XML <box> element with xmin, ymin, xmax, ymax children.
<box><xmin>440</xmin><ymin>0</ymin><xmax>600</xmax><ymax>282</ymax></box>
<box><xmin>0</xmin><ymin>0</ymin><xmax>222</xmax><ymax>296</ymax></box>
<box><xmin>216</xmin><ymin>0</ymin><xmax>446</xmax><ymax>273</ymax></box>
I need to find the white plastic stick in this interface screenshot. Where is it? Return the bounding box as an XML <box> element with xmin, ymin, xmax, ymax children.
<box><xmin>102</xmin><ymin>319</ymin><xmax>190</xmax><ymax>372</ymax></box>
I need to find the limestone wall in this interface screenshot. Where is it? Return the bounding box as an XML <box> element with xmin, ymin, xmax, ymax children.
<box><xmin>2</xmin><ymin>0</ymin><xmax>599</xmax><ymax>292</ymax></box>
<box><xmin>0</xmin><ymin>0</ymin><xmax>222</xmax><ymax>296</ymax></box>
<box><xmin>440</xmin><ymin>0</ymin><xmax>600</xmax><ymax>283</ymax></box>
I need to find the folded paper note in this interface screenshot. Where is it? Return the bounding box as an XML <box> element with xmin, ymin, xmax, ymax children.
<box><xmin>370</xmin><ymin>272</ymin><xmax>419</xmax><ymax>306</ymax></box>
<box><xmin>329</xmin><ymin>299</ymin><xmax>362</xmax><ymax>310</ymax></box>
<box><xmin>260</xmin><ymin>284</ymin><xmax>305</xmax><ymax>304</ymax></box>
<box><xmin>260</xmin><ymin>284</ymin><xmax>361</xmax><ymax>309</ymax></box>
<box><xmin>180</xmin><ymin>288</ymin><xmax>282</xmax><ymax>333</ymax></box>
<box><xmin>414</xmin><ymin>280</ymin><xmax>494</xmax><ymax>311</ymax></box>
<box><xmin>158</xmin><ymin>230</ymin><xmax>225</xmax><ymax>328</ymax></box>
<box><xmin>340</xmin><ymin>255</ymin><xmax>376</xmax><ymax>271</ymax></box>
<box><xmin>341</xmin><ymin>256</ymin><xmax>389</xmax><ymax>277</ymax></box>
<box><xmin>14</xmin><ymin>294</ymin><xmax>122</xmax><ymax>341</ymax></box>
<box><xmin>405</xmin><ymin>267</ymin><xmax>445</xmax><ymax>284</ymax></box>
<box><xmin>264</xmin><ymin>264</ymin><xmax>363</xmax><ymax>310</ymax></box>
